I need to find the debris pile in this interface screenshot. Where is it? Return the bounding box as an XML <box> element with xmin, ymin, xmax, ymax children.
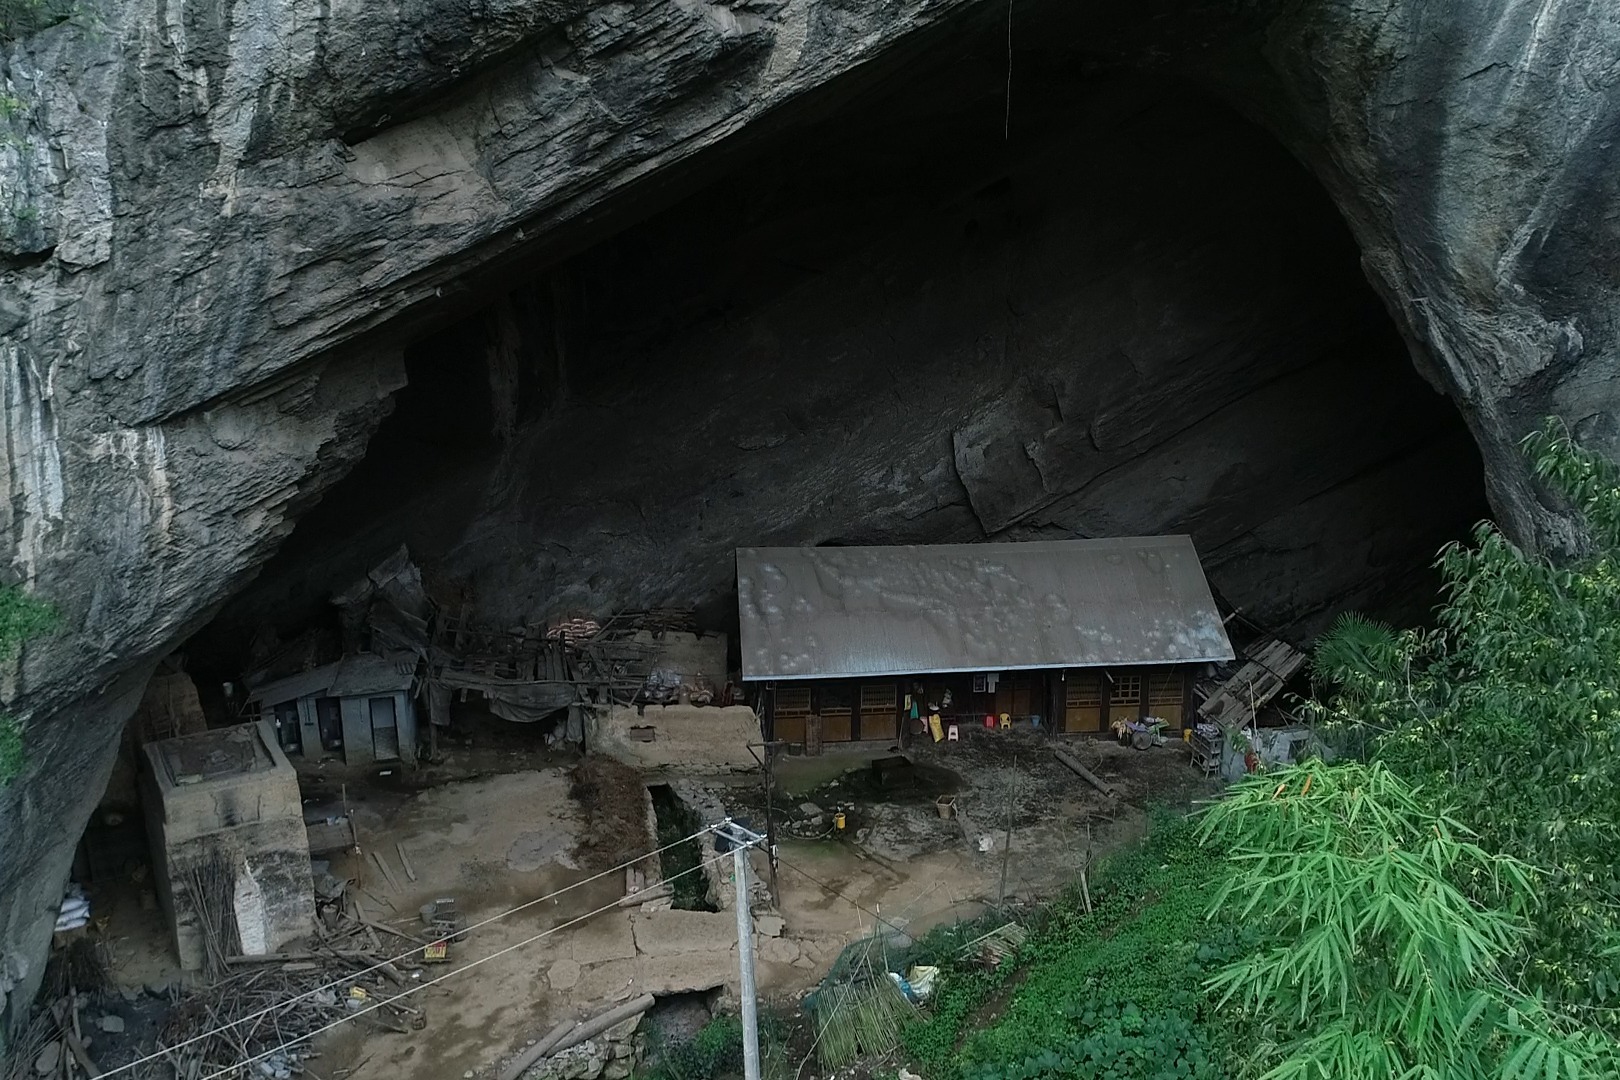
<box><xmin>153</xmin><ymin>951</ymin><xmax>420</xmax><ymax>1079</ymax></box>
<box><xmin>501</xmin><ymin>995</ymin><xmax>654</xmax><ymax>1080</ymax></box>
<box><xmin>141</xmin><ymin>862</ymin><xmax>441</xmax><ymax>1078</ymax></box>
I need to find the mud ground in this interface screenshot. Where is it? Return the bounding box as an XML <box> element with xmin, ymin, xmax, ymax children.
<box><xmin>84</xmin><ymin>724</ymin><xmax>1216</xmax><ymax>1080</ymax></box>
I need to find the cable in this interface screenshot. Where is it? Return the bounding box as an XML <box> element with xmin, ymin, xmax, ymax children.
<box><xmin>196</xmin><ymin>843</ymin><xmax>753</xmax><ymax>1080</ymax></box>
<box><xmin>99</xmin><ymin>824</ymin><xmax>719</xmax><ymax>1079</ymax></box>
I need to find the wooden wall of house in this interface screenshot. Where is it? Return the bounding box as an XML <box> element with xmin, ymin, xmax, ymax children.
<box><xmin>762</xmin><ymin>665</ymin><xmax>1199</xmax><ymax>751</ymax></box>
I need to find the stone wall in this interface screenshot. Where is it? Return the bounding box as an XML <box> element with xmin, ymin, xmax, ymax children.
<box><xmin>586</xmin><ymin>706</ymin><xmax>761</xmax><ymax>773</ymax></box>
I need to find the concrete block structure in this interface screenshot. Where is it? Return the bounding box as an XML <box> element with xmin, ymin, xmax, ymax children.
<box><xmin>140</xmin><ymin>721</ymin><xmax>314</xmax><ymax>970</ymax></box>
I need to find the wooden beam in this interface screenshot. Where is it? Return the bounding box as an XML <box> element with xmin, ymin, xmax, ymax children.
<box><xmin>1052</xmin><ymin>748</ymin><xmax>1116</xmax><ymax>798</ymax></box>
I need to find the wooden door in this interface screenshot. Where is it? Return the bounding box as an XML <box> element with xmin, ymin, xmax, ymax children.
<box><xmin>773</xmin><ymin>686</ymin><xmax>811</xmax><ymax>748</ymax></box>
<box><xmin>819</xmin><ymin>683</ymin><xmax>854</xmax><ymax>742</ymax></box>
<box><xmin>1147</xmin><ymin>671</ymin><xmax>1186</xmax><ymax>729</ymax></box>
<box><xmin>1064</xmin><ymin>671</ymin><xmax>1103</xmax><ymax>732</ymax></box>
<box><xmin>993</xmin><ymin>673</ymin><xmax>1040</xmax><ymax>719</ymax></box>
<box><xmin>858</xmin><ymin>683</ymin><xmax>899</xmax><ymax>741</ymax></box>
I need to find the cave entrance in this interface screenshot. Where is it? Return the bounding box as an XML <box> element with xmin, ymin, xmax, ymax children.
<box><xmin>189</xmin><ymin>23</ymin><xmax>1488</xmax><ymax>704</ymax></box>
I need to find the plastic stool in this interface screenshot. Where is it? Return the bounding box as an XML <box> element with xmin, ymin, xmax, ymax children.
<box><xmin>983</xmin><ymin>714</ymin><xmax>996</xmax><ymax>729</ymax></box>
<box><xmin>947</xmin><ymin>724</ymin><xmax>960</xmax><ymax>742</ymax></box>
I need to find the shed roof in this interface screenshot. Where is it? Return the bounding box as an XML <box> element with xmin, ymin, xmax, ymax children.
<box><xmin>329</xmin><ymin>652</ymin><xmax>418</xmax><ymax>696</ymax></box>
<box><xmin>736</xmin><ymin>536</ymin><xmax>1233</xmax><ymax>681</ymax></box>
<box><xmin>246</xmin><ymin>660</ymin><xmax>341</xmax><ymax>706</ymax></box>
<box><xmin>246</xmin><ymin>652</ymin><xmax>416</xmax><ymax>704</ymax></box>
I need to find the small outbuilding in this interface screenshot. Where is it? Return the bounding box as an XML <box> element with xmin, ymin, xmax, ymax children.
<box><xmin>140</xmin><ymin>721</ymin><xmax>315</xmax><ymax>970</ymax></box>
<box><xmin>736</xmin><ymin>535</ymin><xmax>1234</xmax><ymax>750</ymax></box>
<box><xmin>246</xmin><ymin>651</ymin><xmax>419</xmax><ymax>765</ymax></box>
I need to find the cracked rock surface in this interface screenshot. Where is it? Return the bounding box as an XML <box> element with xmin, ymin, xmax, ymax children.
<box><xmin>3</xmin><ymin>0</ymin><xmax>1619</xmax><ymax>1022</ymax></box>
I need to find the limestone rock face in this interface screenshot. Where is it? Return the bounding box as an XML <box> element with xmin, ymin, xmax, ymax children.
<box><xmin>1249</xmin><ymin>0</ymin><xmax>1620</xmax><ymax>550</ymax></box>
<box><xmin>1</xmin><ymin>0</ymin><xmax>1618</xmax><ymax>1025</ymax></box>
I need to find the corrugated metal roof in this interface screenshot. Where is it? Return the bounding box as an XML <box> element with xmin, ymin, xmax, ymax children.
<box><xmin>329</xmin><ymin>652</ymin><xmax>418</xmax><ymax>696</ymax></box>
<box><xmin>246</xmin><ymin>652</ymin><xmax>415</xmax><ymax>704</ymax></box>
<box><xmin>246</xmin><ymin>661</ymin><xmax>340</xmax><ymax>706</ymax></box>
<box><xmin>736</xmin><ymin>536</ymin><xmax>1234</xmax><ymax>681</ymax></box>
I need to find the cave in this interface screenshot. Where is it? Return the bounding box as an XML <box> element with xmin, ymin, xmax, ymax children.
<box><xmin>16</xmin><ymin>0</ymin><xmax>1564</xmax><ymax>1027</ymax></box>
<box><xmin>191</xmin><ymin>45</ymin><xmax>1486</xmax><ymax>678</ymax></box>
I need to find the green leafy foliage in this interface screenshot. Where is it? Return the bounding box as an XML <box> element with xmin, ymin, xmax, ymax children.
<box><xmin>0</xmin><ymin>584</ymin><xmax>55</xmax><ymax>659</ymax></box>
<box><xmin>903</xmin><ymin>816</ymin><xmax>1230</xmax><ymax>1080</ymax></box>
<box><xmin>964</xmin><ymin>1000</ymin><xmax>1218</xmax><ymax>1080</ymax></box>
<box><xmin>638</xmin><ymin>1013</ymin><xmax>791</xmax><ymax>1080</ymax></box>
<box><xmin>0</xmin><ymin>586</ymin><xmax>51</xmax><ymax>788</ymax></box>
<box><xmin>1200</xmin><ymin>759</ymin><xmax>1597</xmax><ymax>1080</ymax></box>
<box><xmin>1307</xmin><ymin>611</ymin><xmax>1401</xmax><ymax>693</ymax></box>
<box><xmin>640</xmin><ymin>1015</ymin><xmax>743</xmax><ymax>1080</ymax></box>
<box><xmin>1307</xmin><ymin>422</ymin><xmax>1620</xmax><ymax>1019</ymax></box>
<box><xmin>0</xmin><ymin>0</ymin><xmax>76</xmax><ymax>42</ymax></box>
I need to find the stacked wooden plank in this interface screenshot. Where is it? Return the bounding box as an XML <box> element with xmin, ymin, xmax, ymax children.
<box><xmin>1196</xmin><ymin>638</ymin><xmax>1307</xmax><ymax>731</ymax></box>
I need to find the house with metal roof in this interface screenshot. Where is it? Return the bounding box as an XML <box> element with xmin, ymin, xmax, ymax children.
<box><xmin>736</xmin><ymin>536</ymin><xmax>1234</xmax><ymax>751</ymax></box>
<box><xmin>246</xmin><ymin>651</ymin><xmax>420</xmax><ymax>765</ymax></box>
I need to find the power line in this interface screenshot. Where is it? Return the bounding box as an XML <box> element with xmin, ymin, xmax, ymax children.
<box><xmin>99</xmin><ymin>825</ymin><xmax>718</xmax><ymax>1078</ymax></box>
<box><xmin>195</xmin><ymin>843</ymin><xmax>753</xmax><ymax>1080</ymax></box>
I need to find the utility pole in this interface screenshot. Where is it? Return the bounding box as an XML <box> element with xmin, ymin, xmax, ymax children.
<box><xmin>998</xmin><ymin>755</ymin><xmax>1017</xmax><ymax>907</ymax></box>
<box><xmin>746</xmin><ymin>739</ymin><xmax>786</xmax><ymax>906</ymax></box>
<box><xmin>718</xmin><ymin>820</ymin><xmax>765</xmax><ymax>1080</ymax></box>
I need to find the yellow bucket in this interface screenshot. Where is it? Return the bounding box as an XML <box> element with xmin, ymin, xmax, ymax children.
<box><xmin>833</xmin><ymin>812</ymin><xmax>847</xmax><ymax>831</ymax></box>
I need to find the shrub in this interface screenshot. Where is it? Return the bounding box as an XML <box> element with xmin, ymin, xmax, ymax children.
<box><xmin>1199</xmin><ymin>760</ymin><xmax>1598</xmax><ymax>1080</ymax></box>
<box><xmin>1306</xmin><ymin>422</ymin><xmax>1620</xmax><ymax>1017</ymax></box>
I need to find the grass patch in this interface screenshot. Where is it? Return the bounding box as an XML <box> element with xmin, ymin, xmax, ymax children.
<box><xmin>901</xmin><ymin>814</ymin><xmax>1233</xmax><ymax>1080</ymax></box>
<box><xmin>0</xmin><ymin>584</ymin><xmax>54</xmax><ymax>660</ymax></box>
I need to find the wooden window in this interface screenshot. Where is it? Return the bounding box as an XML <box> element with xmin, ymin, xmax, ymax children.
<box><xmin>1066</xmin><ymin>677</ymin><xmax>1103</xmax><ymax>709</ymax></box>
<box><xmin>1148</xmin><ymin>673</ymin><xmax>1183</xmax><ymax>707</ymax></box>
<box><xmin>1111</xmin><ymin>674</ymin><xmax>1142</xmax><ymax>704</ymax></box>
<box><xmin>819</xmin><ymin>685</ymin><xmax>854</xmax><ymax>716</ymax></box>
<box><xmin>775</xmin><ymin>686</ymin><xmax>812</xmax><ymax>717</ymax></box>
<box><xmin>859</xmin><ymin>684</ymin><xmax>897</xmax><ymax>713</ymax></box>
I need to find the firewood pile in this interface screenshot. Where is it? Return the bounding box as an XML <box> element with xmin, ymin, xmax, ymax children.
<box><xmin>136</xmin><ymin>875</ymin><xmax>441</xmax><ymax>1080</ymax></box>
<box><xmin>148</xmin><ymin>946</ymin><xmax>422</xmax><ymax>1080</ymax></box>
<box><xmin>12</xmin><ymin>902</ymin><xmax>438</xmax><ymax>1079</ymax></box>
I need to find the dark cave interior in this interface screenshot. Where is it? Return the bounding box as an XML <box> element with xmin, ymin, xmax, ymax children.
<box><xmin>187</xmin><ymin>32</ymin><xmax>1489</xmax><ymax>687</ymax></box>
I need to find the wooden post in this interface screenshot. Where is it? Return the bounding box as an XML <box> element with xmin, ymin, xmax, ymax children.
<box><xmin>998</xmin><ymin>758</ymin><xmax>1017</xmax><ymax>907</ymax></box>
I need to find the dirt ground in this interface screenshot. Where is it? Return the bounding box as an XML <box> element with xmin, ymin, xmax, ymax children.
<box><xmin>83</xmin><ymin>724</ymin><xmax>1217</xmax><ymax>1080</ymax></box>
